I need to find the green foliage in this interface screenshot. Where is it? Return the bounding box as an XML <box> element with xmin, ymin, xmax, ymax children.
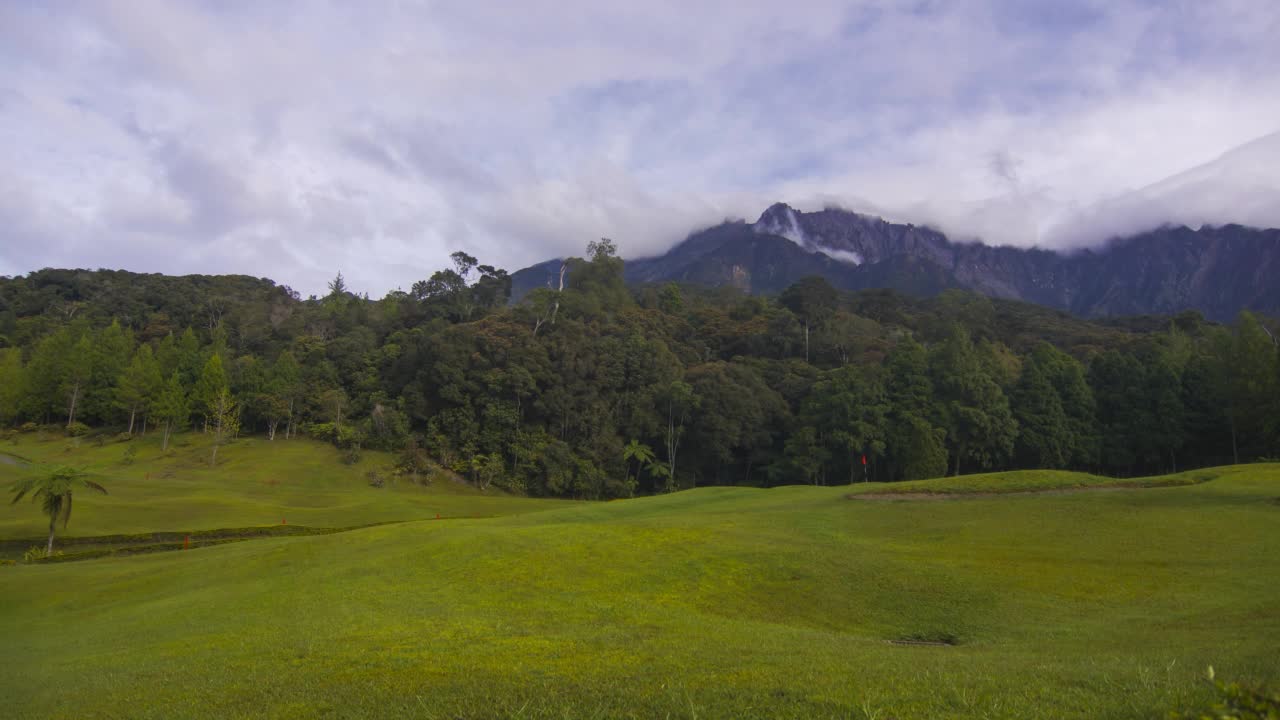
<box><xmin>1172</xmin><ymin>668</ymin><xmax>1280</xmax><ymax>720</ymax></box>
<box><xmin>9</xmin><ymin>465</ymin><xmax>107</xmax><ymax>556</ymax></box>
<box><xmin>65</xmin><ymin>421</ymin><xmax>90</xmax><ymax>437</ymax></box>
<box><xmin>2</xmin><ymin>257</ymin><xmax>1280</xmax><ymax>496</ymax></box>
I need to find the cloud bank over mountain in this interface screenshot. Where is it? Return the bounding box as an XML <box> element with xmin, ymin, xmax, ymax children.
<box><xmin>1</xmin><ymin>1</ymin><xmax>1278</xmax><ymax>295</ymax></box>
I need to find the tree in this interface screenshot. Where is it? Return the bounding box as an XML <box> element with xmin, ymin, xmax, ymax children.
<box><xmin>271</xmin><ymin>350</ymin><xmax>302</xmax><ymax>439</ymax></box>
<box><xmin>195</xmin><ymin>354</ymin><xmax>229</xmax><ymax>433</ymax></box>
<box><xmin>884</xmin><ymin>337</ymin><xmax>946</xmax><ymax>480</ymax></box>
<box><xmin>327</xmin><ymin>272</ymin><xmax>348</xmax><ymax>299</ymax></box>
<box><xmin>1012</xmin><ymin>359</ymin><xmax>1069</xmax><ymax>468</ymax></box>
<box><xmin>10</xmin><ymin>466</ymin><xmax>107</xmax><ymax>557</ymax></box>
<box><xmin>87</xmin><ymin>319</ymin><xmax>133</xmax><ymax>423</ymax></box>
<box><xmin>657</xmin><ymin>380</ymin><xmax>697</xmax><ymax>492</ymax></box>
<box><xmin>0</xmin><ymin>348</ymin><xmax>23</xmax><ymax>426</ymax></box>
<box><xmin>929</xmin><ymin>326</ymin><xmax>1018</xmax><ymax>475</ymax></box>
<box><xmin>209</xmin><ymin>387</ymin><xmax>239</xmax><ymax>467</ymax></box>
<box><xmin>800</xmin><ymin>364</ymin><xmax>889</xmax><ymax>484</ymax></box>
<box><xmin>152</xmin><ymin>372</ymin><xmax>189</xmax><ymax>452</ymax></box>
<box><xmin>621</xmin><ymin>439</ymin><xmax>655</xmax><ymax>497</ymax></box>
<box><xmin>898</xmin><ymin>416</ymin><xmax>949</xmax><ymax>481</ymax></box>
<box><xmin>1226</xmin><ymin>312</ymin><xmax>1278</xmax><ymax>462</ymax></box>
<box><xmin>779</xmin><ymin>276</ymin><xmax>837</xmax><ymax>363</ymax></box>
<box><xmin>63</xmin><ymin>334</ymin><xmax>95</xmax><ymax>429</ymax></box>
<box><xmin>116</xmin><ymin>344</ymin><xmax>162</xmax><ymax>434</ymax></box>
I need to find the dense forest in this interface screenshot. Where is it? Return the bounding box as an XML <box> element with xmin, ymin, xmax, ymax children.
<box><xmin>1</xmin><ymin>239</ymin><xmax>1278</xmax><ymax>498</ymax></box>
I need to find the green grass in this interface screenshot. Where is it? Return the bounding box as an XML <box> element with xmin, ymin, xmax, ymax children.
<box><xmin>1</xmin><ymin>439</ymin><xmax>1278</xmax><ymax>718</ymax></box>
<box><xmin>0</xmin><ymin>431</ymin><xmax>576</xmax><ymax>538</ymax></box>
<box><xmin>845</xmin><ymin>468</ymin><xmax>1215</xmax><ymax>496</ymax></box>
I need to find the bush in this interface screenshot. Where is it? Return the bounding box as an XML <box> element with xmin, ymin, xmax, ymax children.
<box><xmin>342</xmin><ymin>444</ymin><xmax>363</xmax><ymax>465</ymax></box>
<box><xmin>366</xmin><ymin>470</ymin><xmax>385</xmax><ymax>488</ymax></box>
<box><xmin>305</xmin><ymin>422</ymin><xmax>365</xmax><ymax>450</ymax></box>
<box><xmin>23</xmin><ymin>546</ymin><xmax>62</xmax><ymax>563</ymax></box>
<box><xmin>18</xmin><ymin>422</ymin><xmax>38</xmax><ymax>434</ymax></box>
<box><xmin>65</xmin><ymin>421</ymin><xmax>90</xmax><ymax>437</ymax></box>
<box><xmin>121</xmin><ymin>445</ymin><xmax>137</xmax><ymax>465</ymax></box>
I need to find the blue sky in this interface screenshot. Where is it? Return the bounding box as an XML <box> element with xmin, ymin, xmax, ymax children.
<box><xmin>1</xmin><ymin>0</ymin><xmax>1278</xmax><ymax>296</ymax></box>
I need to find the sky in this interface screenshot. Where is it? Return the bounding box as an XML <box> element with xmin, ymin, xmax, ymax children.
<box><xmin>2</xmin><ymin>0</ymin><xmax>1279</xmax><ymax>297</ymax></box>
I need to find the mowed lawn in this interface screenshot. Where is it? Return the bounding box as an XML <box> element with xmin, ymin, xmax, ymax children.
<box><xmin>0</xmin><ymin>432</ymin><xmax>576</xmax><ymax>538</ymax></box>
<box><xmin>1</xmin><ymin>438</ymin><xmax>1278</xmax><ymax>718</ymax></box>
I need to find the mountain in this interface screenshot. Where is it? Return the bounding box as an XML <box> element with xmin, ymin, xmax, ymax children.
<box><xmin>512</xmin><ymin>202</ymin><xmax>1280</xmax><ymax>321</ymax></box>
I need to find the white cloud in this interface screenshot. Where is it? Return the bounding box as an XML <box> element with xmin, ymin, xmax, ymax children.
<box><xmin>1</xmin><ymin>1</ymin><xmax>1279</xmax><ymax>293</ymax></box>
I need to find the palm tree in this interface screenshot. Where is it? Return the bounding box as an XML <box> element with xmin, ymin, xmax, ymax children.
<box><xmin>10</xmin><ymin>466</ymin><xmax>107</xmax><ymax>557</ymax></box>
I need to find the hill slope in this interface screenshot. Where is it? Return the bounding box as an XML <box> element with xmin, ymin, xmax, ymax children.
<box><xmin>2</xmin><ymin>464</ymin><xmax>1277</xmax><ymax>718</ymax></box>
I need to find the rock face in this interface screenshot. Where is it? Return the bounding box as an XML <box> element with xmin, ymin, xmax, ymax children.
<box><xmin>511</xmin><ymin>202</ymin><xmax>1280</xmax><ymax>321</ymax></box>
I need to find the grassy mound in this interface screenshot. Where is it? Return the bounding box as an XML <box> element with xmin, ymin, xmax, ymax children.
<box><xmin>0</xmin><ymin>432</ymin><xmax>575</xmax><ymax>537</ymax></box>
<box><xmin>2</xmin><ymin>446</ymin><xmax>1278</xmax><ymax>718</ymax></box>
<box><xmin>846</xmin><ymin>467</ymin><xmax>1223</xmax><ymax>497</ymax></box>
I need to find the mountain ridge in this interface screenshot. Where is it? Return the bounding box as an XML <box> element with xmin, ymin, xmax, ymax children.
<box><xmin>511</xmin><ymin>203</ymin><xmax>1280</xmax><ymax>322</ymax></box>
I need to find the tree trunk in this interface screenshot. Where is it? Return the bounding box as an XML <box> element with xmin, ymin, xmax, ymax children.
<box><xmin>141</xmin><ymin>415</ymin><xmax>147</xmax><ymax>436</ymax></box>
<box><xmin>46</xmin><ymin>513</ymin><xmax>57</xmax><ymax>557</ymax></box>
<box><xmin>128</xmin><ymin>406</ymin><xmax>137</xmax><ymax>435</ymax></box>
<box><xmin>211</xmin><ymin>414</ymin><xmax>222</xmax><ymax>467</ymax></box>
<box><xmin>162</xmin><ymin>421</ymin><xmax>172</xmax><ymax>451</ymax></box>
<box><xmin>804</xmin><ymin>323</ymin><xmax>810</xmax><ymax>364</ymax></box>
<box><xmin>66</xmin><ymin>381</ymin><xmax>81</xmax><ymax>428</ymax></box>
<box><xmin>269</xmin><ymin>421</ymin><xmax>277</xmax><ymax>441</ymax></box>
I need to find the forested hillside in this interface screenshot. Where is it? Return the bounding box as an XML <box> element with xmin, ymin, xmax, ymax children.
<box><xmin>2</xmin><ymin>240</ymin><xmax>1278</xmax><ymax>498</ymax></box>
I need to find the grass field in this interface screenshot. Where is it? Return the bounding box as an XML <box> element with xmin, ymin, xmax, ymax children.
<box><xmin>0</xmin><ymin>431</ymin><xmax>576</xmax><ymax>539</ymax></box>
<box><xmin>2</xmin><ymin>433</ymin><xmax>1278</xmax><ymax>718</ymax></box>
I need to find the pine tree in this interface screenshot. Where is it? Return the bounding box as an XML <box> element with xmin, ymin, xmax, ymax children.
<box><xmin>153</xmin><ymin>372</ymin><xmax>189</xmax><ymax>452</ymax></box>
<box><xmin>116</xmin><ymin>345</ymin><xmax>162</xmax><ymax>434</ymax></box>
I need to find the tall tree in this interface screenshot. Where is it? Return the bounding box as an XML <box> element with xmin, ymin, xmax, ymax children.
<box><xmin>884</xmin><ymin>337</ymin><xmax>944</xmax><ymax>480</ymax></box>
<box><xmin>116</xmin><ymin>344</ymin><xmax>162</xmax><ymax>434</ymax></box>
<box><xmin>657</xmin><ymin>380</ymin><xmax>697</xmax><ymax>492</ymax></box>
<box><xmin>152</xmin><ymin>372</ymin><xmax>189</xmax><ymax>452</ymax></box>
<box><xmin>929</xmin><ymin>326</ymin><xmax>1018</xmax><ymax>475</ymax></box>
<box><xmin>209</xmin><ymin>387</ymin><xmax>239</xmax><ymax>467</ymax></box>
<box><xmin>194</xmin><ymin>355</ymin><xmax>229</xmax><ymax>433</ymax></box>
<box><xmin>801</xmin><ymin>364</ymin><xmax>889</xmax><ymax>484</ymax></box>
<box><xmin>63</xmin><ymin>334</ymin><xmax>95</xmax><ymax>429</ymax></box>
<box><xmin>779</xmin><ymin>276</ymin><xmax>837</xmax><ymax>364</ymax></box>
<box><xmin>1012</xmin><ymin>359</ymin><xmax>1070</xmax><ymax>468</ymax></box>
<box><xmin>1226</xmin><ymin>312</ymin><xmax>1279</xmax><ymax>462</ymax></box>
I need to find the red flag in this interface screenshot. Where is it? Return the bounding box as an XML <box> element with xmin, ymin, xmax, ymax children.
<box><xmin>861</xmin><ymin>454</ymin><xmax>867</xmax><ymax>465</ymax></box>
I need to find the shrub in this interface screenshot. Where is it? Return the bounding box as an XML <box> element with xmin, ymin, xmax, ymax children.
<box><xmin>18</xmin><ymin>422</ymin><xmax>38</xmax><ymax>433</ymax></box>
<box><xmin>305</xmin><ymin>422</ymin><xmax>365</xmax><ymax>450</ymax></box>
<box><xmin>23</xmin><ymin>547</ymin><xmax>62</xmax><ymax>563</ymax></box>
<box><xmin>65</xmin><ymin>421</ymin><xmax>90</xmax><ymax>437</ymax></box>
<box><xmin>366</xmin><ymin>470</ymin><xmax>385</xmax><ymax>488</ymax></box>
<box><xmin>342</xmin><ymin>444</ymin><xmax>363</xmax><ymax>465</ymax></box>
<box><xmin>121</xmin><ymin>445</ymin><xmax>137</xmax><ymax>465</ymax></box>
